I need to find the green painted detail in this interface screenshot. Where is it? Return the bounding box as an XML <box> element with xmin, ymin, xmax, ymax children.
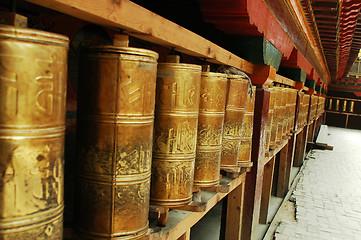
<box><xmin>315</xmin><ymin>85</ymin><xmax>322</xmax><ymax>92</ymax></box>
<box><xmin>263</xmin><ymin>39</ymin><xmax>282</xmax><ymax>71</ymax></box>
<box><xmin>278</xmin><ymin>67</ymin><xmax>307</xmax><ymax>83</ymax></box>
<box><xmin>305</xmin><ymin>79</ymin><xmax>316</xmax><ymax>89</ymax></box>
<box><xmin>226</xmin><ymin>35</ymin><xmax>282</xmax><ymax>70</ymax></box>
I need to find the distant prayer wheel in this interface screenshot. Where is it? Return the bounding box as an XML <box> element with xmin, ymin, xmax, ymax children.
<box><xmin>328</xmin><ymin>98</ymin><xmax>333</xmax><ymax>110</ymax></box>
<box><xmin>281</xmin><ymin>88</ymin><xmax>289</xmax><ymax>138</ymax></box>
<box><xmin>276</xmin><ymin>88</ymin><xmax>285</xmax><ymax>143</ymax></box>
<box><xmin>151</xmin><ymin>56</ymin><xmax>201</xmax><ymax>207</ymax></box>
<box><xmin>303</xmin><ymin>94</ymin><xmax>310</xmax><ymax>124</ymax></box>
<box><xmin>75</xmin><ymin>43</ymin><xmax>158</xmax><ymax>239</ymax></box>
<box><xmin>342</xmin><ymin>99</ymin><xmax>347</xmax><ymax>112</ymax></box>
<box><xmin>238</xmin><ymin>86</ymin><xmax>256</xmax><ymax>167</ymax></box>
<box><xmin>193</xmin><ymin>70</ymin><xmax>227</xmax><ymax>187</ymax></box>
<box><xmin>265</xmin><ymin>88</ymin><xmax>276</xmax><ymax>155</ymax></box>
<box><xmin>348</xmin><ymin>101</ymin><xmax>354</xmax><ymax>113</ymax></box>
<box><xmin>0</xmin><ymin>25</ymin><xmax>68</xmax><ymax>239</ymax></box>
<box><xmin>221</xmin><ymin>75</ymin><xmax>249</xmax><ymax>171</ymax></box>
<box><xmin>288</xmin><ymin>89</ymin><xmax>298</xmax><ymax>132</ymax></box>
<box><xmin>270</xmin><ymin>87</ymin><xmax>281</xmax><ymax>148</ymax></box>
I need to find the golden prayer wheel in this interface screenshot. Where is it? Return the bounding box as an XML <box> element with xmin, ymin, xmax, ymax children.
<box><xmin>265</xmin><ymin>88</ymin><xmax>276</xmax><ymax>155</ymax></box>
<box><xmin>276</xmin><ymin>88</ymin><xmax>286</xmax><ymax>143</ymax></box>
<box><xmin>328</xmin><ymin>99</ymin><xmax>333</xmax><ymax>110</ymax></box>
<box><xmin>151</xmin><ymin>58</ymin><xmax>201</xmax><ymax>207</ymax></box>
<box><xmin>221</xmin><ymin>75</ymin><xmax>249</xmax><ymax>171</ymax></box>
<box><xmin>349</xmin><ymin>101</ymin><xmax>354</xmax><ymax>113</ymax></box>
<box><xmin>303</xmin><ymin>94</ymin><xmax>310</xmax><ymax>124</ymax></box>
<box><xmin>342</xmin><ymin>99</ymin><xmax>347</xmax><ymax>112</ymax></box>
<box><xmin>281</xmin><ymin>89</ymin><xmax>289</xmax><ymax>138</ymax></box>
<box><xmin>270</xmin><ymin>88</ymin><xmax>281</xmax><ymax>148</ymax></box>
<box><xmin>238</xmin><ymin>86</ymin><xmax>256</xmax><ymax>167</ymax></box>
<box><xmin>193</xmin><ymin>71</ymin><xmax>227</xmax><ymax>187</ymax></box>
<box><xmin>288</xmin><ymin>89</ymin><xmax>297</xmax><ymax>132</ymax></box>
<box><xmin>75</xmin><ymin>46</ymin><xmax>158</xmax><ymax>239</ymax></box>
<box><xmin>0</xmin><ymin>25</ymin><xmax>68</xmax><ymax>239</ymax></box>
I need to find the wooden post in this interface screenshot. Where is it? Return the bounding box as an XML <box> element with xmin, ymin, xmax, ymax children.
<box><xmin>276</xmin><ymin>140</ymin><xmax>291</xmax><ymax>198</ymax></box>
<box><xmin>225</xmin><ymin>182</ymin><xmax>245</xmax><ymax>240</ymax></box>
<box><xmin>293</xmin><ymin>128</ymin><xmax>305</xmax><ymax>167</ymax></box>
<box><xmin>241</xmin><ymin>87</ymin><xmax>270</xmax><ymax>240</ymax></box>
<box><xmin>259</xmin><ymin>156</ymin><xmax>276</xmax><ymax>224</ymax></box>
<box><xmin>301</xmin><ymin>124</ymin><xmax>309</xmax><ymax>164</ymax></box>
<box><xmin>177</xmin><ymin>229</ymin><xmax>190</xmax><ymax>240</ymax></box>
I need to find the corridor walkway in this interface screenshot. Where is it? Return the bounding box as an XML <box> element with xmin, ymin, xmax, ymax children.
<box><xmin>274</xmin><ymin>126</ymin><xmax>361</xmax><ymax>240</ymax></box>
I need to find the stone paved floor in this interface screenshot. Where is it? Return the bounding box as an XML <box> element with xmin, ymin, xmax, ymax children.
<box><xmin>274</xmin><ymin>126</ymin><xmax>361</xmax><ymax>240</ymax></box>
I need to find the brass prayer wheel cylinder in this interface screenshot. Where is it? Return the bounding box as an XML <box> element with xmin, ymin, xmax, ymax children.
<box><xmin>296</xmin><ymin>92</ymin><xmax>303</xmax><ymax>129</ymax></box>
<box><xmin>348</xmin><ymin>101</ymin><xmax>354</xmax><ymax>112</ymax></box>
<box><xmin>75</xmin><ymin>46</ymin><xmax>158</xmax><ymax>239</ymax></box>
<box><xmin>270</xmin><ymin>88</ymin><xmax>281</xmax><ymax>148</ymax></box>
<box><xmin>0</xmin><ymin>25</ymin><xmax>68</xmax><ymax>239</ymax></box>
<box><xmin>342</xmin><ymin>99</ymin><xmax>347</xmax><ymax>112</ymax></box>
<box><xmin>238</xmin><ymin>86</ymin><xmax>256</xmax><ymax>166</ymax></box>
<box><xmin>193</xmin><ymin>71</ymin><xmax>227</xmax><ymax>187</ymax></box>
<box><xmin>281</xmin><ymin>89</ymin><xmax>289</xmax><ymax>138</ymax></box>
<box><xmin>265</xmin><ymin>88</ymin><xmax>276</xmax><ymax>154</ymax></box>
<box><xmin>328</xmin><ymin>99</ymin><xmax>333</xmax><ymax>110</ymax></box>
<box><xmin>288</xmin><ymin>89</ymin><xmax>297</xmax><ymax>132</ymax></box>
<box><xmin>151</xmin><ymin>61</ymin><xmax>201</xmax><ymax>207</ymax></box>
<box><xmin>276</xmin><ymin>88</ymin><xmax>285</xmax><ymax>143</ymax></box>
<box><xmin>303</xmin><ymin>95</ymin><xmax>310</xmax><ymax>124</ymax></box>
<box><xmin>221</xmin><ymin>75</ymin><xmax>249</xmax><ymax>171</ymax></box>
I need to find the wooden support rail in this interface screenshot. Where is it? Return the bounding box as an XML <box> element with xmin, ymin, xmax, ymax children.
<box><xmin>149</xmin><ymin>174</ymin><xmax>247</xmax><ymax>240</ymax></box>
<box><xmin>26</xmin><ymin>0</ymin><xmax>255</xmax><ymax>74</ymax></box>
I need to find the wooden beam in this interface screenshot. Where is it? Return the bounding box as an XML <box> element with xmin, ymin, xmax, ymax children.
<box><xmin>293</xmin><ymin>128</ymin><xmax>306</xmax><ymax>167</ymax></box>
<box><xmin>26</xmin><ymin>0</ymin><xmax>254</xmax><ymax>74</ymax></box>
<box><xmin>177</xmin><ymin>229</ymin><xmax>190</xmax><ymax>240</ymax></box>
<box><xmin>275</xmin><ymin>74</ymin><xmax>296</xmax><ymax>87</ymax></box>
<box><xmin>259</xmin><ymin>156</ymin><xmax>275</xmax><ymax>224</ymax></box>
<box><xmin>225</xmin><ymin>183</ymin><xmax>245</xmax><ymax>240</ymax></box>
<box><xmin>250</xmin><ymin>65</ymin><xmax>276</xmax><ymax>86</ymax></box>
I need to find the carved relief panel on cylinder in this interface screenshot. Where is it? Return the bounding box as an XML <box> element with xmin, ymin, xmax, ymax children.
<box><xmin>0</xmin><ymin>25</ymin><xmax>68</xmax><ymax>239</ymax></box>
<box><xmin>151</xmin><ymin>59</ymin><xmax>201</xmax><ymax>207</ymax></box>
<box><xmin>220</xmin><ymin>75</ymin><xmax>249</xmax><ymax>171</ymax></box>
<box><xmin>76</xmin><ymin>46</ymin><xmax>158</xmax><ymax>239</ymax></box>
<box><xmin>193</xmin><ymin>71</ymin><xmax>227</xmax><ymax>187</ymax></box>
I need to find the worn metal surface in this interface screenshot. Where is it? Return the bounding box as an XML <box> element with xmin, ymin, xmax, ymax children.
<box><xmin>221</xmin><ymin>75</ymin><xmax>249</xmax><ymax>171</ymax></box>
<box><xmin>76</xmin><ymin>46</ymin><xmax>158</xmax><ymax>239</ymax></box>
<box><xmin>151</xmin><ymin>62</ymin><xmax>201</xmax><ymax>206</ymax></box>
<box><xmin>193</xmin><ymin>72</ymin><xmax>227</xmax><ymax>187</ymax></box>
<box><xmin>289</xmin><ymin>89</ymin><xmax>298</xmax><ymax>131</ymax></box>
<box><xmin>238</xmin><ymin>86</ymin><xmax>256</xmax><ymax>166</ymax></box>
<box><xmin>270</xmin><ymin>87</ymin><xmax>282</xmax><ymax>146</ymax></box>
<box><xmin>265</xmin><ymin>88</ymin><xmax>276</xmax><ymax>154</ymax></box>
<box><xmin>281</xmin><ymin>88</ymin><xmax>289</xmax><ymax>139</ymax></box>
<box><xmin>0</xmin><ymin>25</ymin><xmax>68</xmax><ymax>239</ymax></box>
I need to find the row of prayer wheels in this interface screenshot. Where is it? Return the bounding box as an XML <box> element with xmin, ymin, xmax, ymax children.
<box><xmin>297</xmin><ymin>93</ymin><xmax>311</xmax><ymax>129</ymax></box>
<box><xmin>265</xmin><ymin>87</ymin><xmax>298</xmax><ymax>154</ymax></box>
<box><xmin>0</xmin><ymin>24</ymin><xmax>257</xmax><ymax>240</ymax></box>
<box><xmin>328</xmin><ymin>98</ymin><xmax>354</xmax><ymax>112</ymax></box>
<box><xmin>309</xmin><ymin>95</ymin><xmax>318</xmax><ymax>121</ymax></box>
<box><xmin>0</xmin><ymin>24</ymin><xmax>326</xmax><ymax>240</ymax></box>
<box><xmin>76</xmin><ymin>49</ymin><xmax>255</xmax><ymax>238</ymax></box>
<box><xmin>317</xmin><ymin>97</ymin><xmax>326</xmax><ymax>118</ymax></box>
